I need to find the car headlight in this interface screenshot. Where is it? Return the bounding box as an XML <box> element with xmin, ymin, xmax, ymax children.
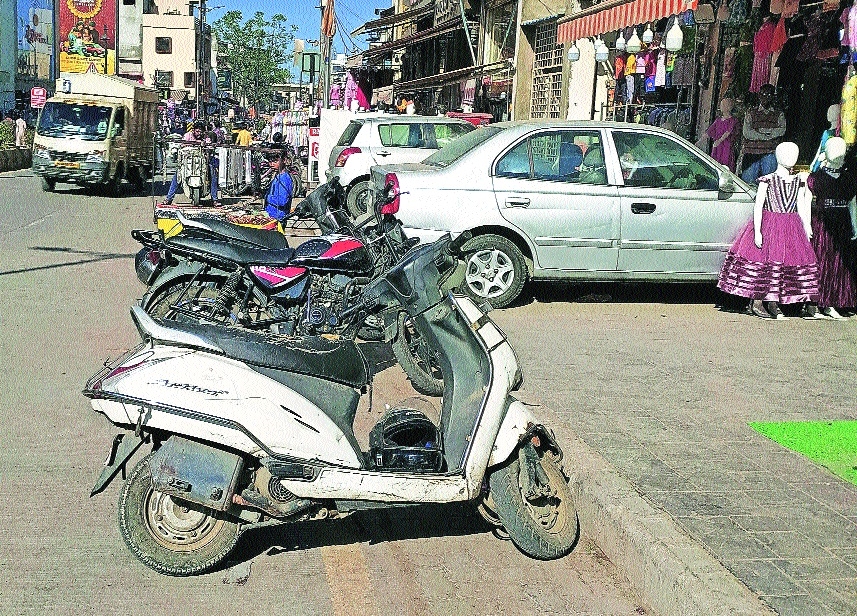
<box><xmin>85</xmin><ymin>151</ymin><xmax>107</xmax><ymax>164</ymax></box>
<box><xmin>34</xmin><ymin>147</ymin><xmax>51</xmax><ymax>160</ymax></box>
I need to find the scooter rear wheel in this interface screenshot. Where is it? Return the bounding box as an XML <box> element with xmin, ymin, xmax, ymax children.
<box><xmin>488</xmin><ymin>451</ymin><xmax>578</xmax><ymax>560</ymax></box>
<box><xmin>118</xmin><ymin>454</ymin><xmax>241</xmax><ymax>576</ymax></box>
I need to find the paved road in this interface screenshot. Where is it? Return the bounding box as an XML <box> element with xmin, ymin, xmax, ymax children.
<box><xmin>0</xmin><ymin>172</ymin><xmax>646</xmax><ymax>616</ymax></box>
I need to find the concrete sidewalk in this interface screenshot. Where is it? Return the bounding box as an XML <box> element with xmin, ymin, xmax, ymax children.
<box><xmin>495</xmin><ymin>293</ymin><xmax>857</xmax><ymax>616</ymax></box>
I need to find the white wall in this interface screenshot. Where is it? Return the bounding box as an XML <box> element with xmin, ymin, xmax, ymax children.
<box><xmin>566</xmin><ymin>39</ymin><xmax>595</xmax><ymax>120</ymax></box>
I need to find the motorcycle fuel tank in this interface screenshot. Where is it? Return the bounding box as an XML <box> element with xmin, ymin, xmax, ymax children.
<box><xmin>290</xmin><ymin>234</ymin><xmax>373</xmax><ymax>276</ymax></box>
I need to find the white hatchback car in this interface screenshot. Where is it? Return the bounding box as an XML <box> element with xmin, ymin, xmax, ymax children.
<box><xmin>327</xmin><ymin>116</ymin><xmax>474</xmax><ymax>217</ymax></box>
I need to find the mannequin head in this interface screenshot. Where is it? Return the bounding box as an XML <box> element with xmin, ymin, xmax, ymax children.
<box><xmin>758</xmin><ymin>84</ymin><xmax>775</xmax><ymax>109</ymax></box>
<box><xmin>823</xmin><ymin>136</ymin><xmax>847</xmax><ymax>169</ymax></box>
<box><xmin>827</xmin><ymin>104</ymin><xmax>841</xmax><ymax>129</ymax></box>
<box><xmin>719</xmin><ymin>98</ymin><xmax>734</xmax><ymax>117</ymax></box>
<box><xmin>775</xmin><ymin>142</ymin><xmax>799</xmax><ymax>169</ymax></box>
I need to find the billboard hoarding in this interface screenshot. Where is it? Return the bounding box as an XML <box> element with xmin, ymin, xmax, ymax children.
<box><xmin>58</xmin><ymin>0</ymin><xmax>116</xmax><ymax>74</ymax></box>
<box><xmin>17</xmin><ymin>0</ymin><xmax>55</xmax><ymax>81</ymax></box>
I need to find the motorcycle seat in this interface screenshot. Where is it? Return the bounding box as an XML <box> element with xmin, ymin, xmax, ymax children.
<box><xmin>135</xmin><ymin>307</ymin><xmax>369</xmax><ymax>388</ymax></box>
<box><xmin>166</xmin><ymin>235</ymin><xmax>295</xmax><ymax>267</ymax></box>
<box><xmin>183</xmin><ymin>218</ymin><xmax>290</xmax><ymax>250</ymax></box>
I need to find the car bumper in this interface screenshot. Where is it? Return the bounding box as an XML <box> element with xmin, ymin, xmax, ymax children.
<box><xmin>32</xmin><ymin>158</ymin><xmax>109</xmax><ymax>183</ymax></box>
<box><xmin>402</xmin><ymin>226</ymin><xmax>460</xmax><ymax>246</ymax></box>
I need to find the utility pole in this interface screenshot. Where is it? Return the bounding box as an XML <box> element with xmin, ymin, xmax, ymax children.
<box><xmin>195</xmin><ymin>0</ymin><xmax>208</xmax><ymax>119</ymax></box>
<box><xmin>319</xmin><ymin>0</ymin><xmax>333</xmax><ymax>109</ymax></box>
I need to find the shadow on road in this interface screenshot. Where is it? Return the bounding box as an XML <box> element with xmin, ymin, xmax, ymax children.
<box><xmin>516</xmin><ymin>280</ymin><xmax>741</xmax><ymax>308</ymax></box>
<box><xmin>0</xmin><ymin>246</ymin><xmax>135</xmax><ymax>277</ymax></box>
<box><xmin>229</xmin><ymin>502</ymin><xmax>490</xmax><ymax>567</ymax></box>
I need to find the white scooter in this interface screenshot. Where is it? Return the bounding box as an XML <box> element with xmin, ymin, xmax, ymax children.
<box><xmin>84</xmin><ymin>232</ymin><xmax>578</xmax><ymax>576</ymax></box>
<box><xmin>178</xmin><ymin>143</ymin><xmax>212</xmax><ymax>205</ymax></box>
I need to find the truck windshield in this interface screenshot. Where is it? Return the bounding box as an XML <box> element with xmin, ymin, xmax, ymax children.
<box><xmin>36</xmin><ymin>102</ymin><xmax>113</xmax><ymax>141</ymax></box>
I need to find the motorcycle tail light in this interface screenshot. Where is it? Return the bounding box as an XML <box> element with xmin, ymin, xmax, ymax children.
<box><xmin>381</xmin><ymin>173</ymin><xmax>400</xmax><ymax>215</ymax></box>
<box><xmin>335</xmin><ymin>147</ymin><xmax>361</xmax><ymax>167</ymax></box>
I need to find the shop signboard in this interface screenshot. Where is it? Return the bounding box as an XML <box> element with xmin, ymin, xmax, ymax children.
<box><xmin>30</xmin><ymin>86</ymin><xmax>47</xmax><ymax>107</ymax></box>
<box><xmin>58</xmin><ymin>0</ymin><xmax>116</xmax><ymax>74</ymax></box>
<box><xmin>216</xmin><ymin>68</ymin><xmax>232</xmax><ymax>90</ymax></box>
<box><xmin>461</xmin><ymin>78</ymin><xmax>476</xmax><ymax>106</ymax></box>
<box><xmin>308</xmin><ymin>127</ymin><xmax>320</xmax><ymax>163</ymax></box>
<box><xmin>17</xmin><ymin>0</ymin><xmax>54</xmax><ymax>81</ymax></box>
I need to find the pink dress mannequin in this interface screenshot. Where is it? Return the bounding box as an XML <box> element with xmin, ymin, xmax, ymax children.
<box><xmin>705</xmin><ymin>98</ymin><xmax>739</xmax><ymax>171</ymax></box>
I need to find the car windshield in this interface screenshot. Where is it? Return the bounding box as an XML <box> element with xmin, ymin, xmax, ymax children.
<box><xmin>36</xmin><ymin>102</ymin><xmax>113</xmax><ymax>141</ymax></box>
<box><xmin>423</xmin><ymin>126</ymin><xmax>503</xmax><ymax>168</ymax></box>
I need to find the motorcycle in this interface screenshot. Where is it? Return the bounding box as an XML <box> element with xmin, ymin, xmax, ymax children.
<box><xmin>84</xmin><ymin>232</ymin><xmax>578</xmax><ymax>576</ymax></box>
<box><xmin>178</xmin><ymin>144</ymin><xmax>212</xmax><ymax>206</ymax></box>
<box><xmin>135</xmin><ymin>180</ymin><xmax>445</xmax><ymax>396</ymax></box>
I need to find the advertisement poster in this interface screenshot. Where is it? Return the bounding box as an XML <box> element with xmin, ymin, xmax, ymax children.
<box><xmin>17</xmin><ymin>0</ymin><xmax>54</xmax><ymax>81</ymax></box>
<box><xmin>58</xmin><ymin>0</ymin><xmax>115</xmax><ymax>74</ymax></box>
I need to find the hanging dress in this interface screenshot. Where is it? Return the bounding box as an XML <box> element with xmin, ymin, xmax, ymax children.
<box><xmin>718</xmin><ymin>172</ymin><xmax>819</xmax><ymax>303</ymax></box>
<box><xmin>750</xmin><ymin>19</ymin><xmax>776</xmax><ymax>93</ymax></box>
<box><xmin>706</xmin><ymin>115</ymin><xmax>739</xmax><ymax>171</ymax></box>
<box><xmin>808</xmin><ymin>166</ymin><xmax>857</xmax><ymax>308</ymax></box>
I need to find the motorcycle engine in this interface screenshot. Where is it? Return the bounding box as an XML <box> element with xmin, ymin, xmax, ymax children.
<box><xmin>302</xmin><ymin>274</ymin><xmax>351</xmax><ymax>333</ymax></box>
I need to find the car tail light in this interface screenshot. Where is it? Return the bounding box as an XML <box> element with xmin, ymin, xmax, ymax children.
<box><xmin>382</xmin><ymin>173</ymin><xmax>400</xmax><ymax>215</ymax></box>
<box><xmin>335</xmin><ymin>147</ymin><xmax>361</xmax><ymax>167</ymax></box>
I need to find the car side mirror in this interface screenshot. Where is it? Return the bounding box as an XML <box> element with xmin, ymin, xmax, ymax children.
<box><xmin>718</xmin><ymin>167</ymin><xmax>735</xmax><ymax>193</ymax></box>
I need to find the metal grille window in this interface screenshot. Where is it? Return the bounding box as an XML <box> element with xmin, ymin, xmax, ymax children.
<box><xmin>530</xmin><ymin>21</ymin><xmax>563</xmax><ymax>119</ymax></box>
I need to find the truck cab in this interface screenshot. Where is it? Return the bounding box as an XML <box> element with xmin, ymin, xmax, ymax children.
<box><xmin>32</xmin><ymin>73</ymin><xmax>157</xmax><ymax>195</ymax></box>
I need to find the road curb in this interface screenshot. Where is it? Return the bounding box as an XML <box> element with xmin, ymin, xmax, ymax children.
<box><xmin>557</xmin><ymin>428</ymin><xmax>776</xmax><ymax>616</ymax></box>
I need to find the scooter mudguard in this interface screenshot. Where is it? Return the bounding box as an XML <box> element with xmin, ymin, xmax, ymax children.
<box><xmin>487</xmin><ymin>400</ymin><xmax>540</xmax><ymax>468</ymax></box>
<box><xmin>90</xmin><ymin>430</ymin><xmax>147</xmax><ymax>497</ymax></box>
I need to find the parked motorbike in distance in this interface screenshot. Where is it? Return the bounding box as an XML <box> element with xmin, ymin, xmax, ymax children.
<box><xmin>178</xmin><ymin>144</ymin><xmax>212</xmax><ymax>206</ymax></box>
<box><xmin>134</xmin><ymin>180</ymin><xmax>444</xmax><ymax>395</ymax></box>
<box><xmin>84</xmin><ymin>231</ymin><xmax>578</xmax><ymax>576</ymax></box>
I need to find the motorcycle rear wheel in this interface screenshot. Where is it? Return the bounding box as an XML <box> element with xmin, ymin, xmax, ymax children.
<box><xmin>118</xmin><ymin>454</ymin><xmax>241</xmax><ymax>576</ymax></box>
<box><xmin>190</xmin><ymin>186</ymin><xmax>202</xmax><ymax>206</ymax></box>
<box><xmin>488</xmin><ymin>451</ymin><xmax>578</xmax><ymax>560</ymax></box>
<box><xmin>391</xmin><ymin>311</ymin><xmax>444</xmax><ymax>397</ymax></box>
<box><xmin>148</xmin><ymin>281</ymin><xmax>277</xmax><ymax>329</ymax></box>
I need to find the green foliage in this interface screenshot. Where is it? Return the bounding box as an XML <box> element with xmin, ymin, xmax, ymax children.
<box><xmin>213</xmin><ymin>11</ymin><xmax>297</xmax><ymax>111</ymax></box>
<box><xmin>0</xmin><ymin>121</ymin><xmax>13</xmax><ymax>147</ymax></box>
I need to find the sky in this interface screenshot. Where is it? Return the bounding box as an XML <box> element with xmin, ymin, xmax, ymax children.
<box><xmin>205</xmin><ymin>0</ymin><xmax>391</xmax><ymax>59</ymax></box>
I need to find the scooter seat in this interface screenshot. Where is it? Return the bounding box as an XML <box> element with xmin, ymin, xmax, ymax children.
<box><xmin>138</xmin><ymin>309</ymin><xmax>369</xmax><ymax>388</ymax></box>
<box><xmin>166</xmin><ymin>235</ymin><xmax>295</xmax><ymax>268</ymax></box>
<box><xmin>183</xmin><ymin>218</ymin><xmax>290</xmax><ymax>250</ymax></box>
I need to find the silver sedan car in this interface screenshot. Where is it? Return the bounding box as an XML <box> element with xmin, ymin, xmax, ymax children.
<box><xmin>371</xmin><ymin>121</ymin><xmax>755</xmax><ymax>307</ymax></box>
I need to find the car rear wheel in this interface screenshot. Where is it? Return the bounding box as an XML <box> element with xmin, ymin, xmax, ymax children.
<box><xmin>346</xmin><ymin>180</ymin><xmax>372</xmax><ymax>218</ymax></box>
<box><xmin>460</xmin><ymin>234</ymin><xmax>527</xmax><ymax>308</ymax></box>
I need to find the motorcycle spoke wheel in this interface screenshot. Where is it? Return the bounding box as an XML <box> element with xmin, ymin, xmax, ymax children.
<box><xmin>391</xmin><ymin>312</ymin><xmax>444</xmax><ymax>397</ymax></box>
<box><xmin>488</xmin><ymin>452</ymin><xmax>578</xmax><ymax>560</ymax></box>
<box><xmin>118</xmin><ymin>454</ymin><xmax>241</xmax><ymax>576</ymax></box>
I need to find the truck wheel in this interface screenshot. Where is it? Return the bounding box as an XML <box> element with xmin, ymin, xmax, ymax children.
<box><xmin>118</xmin><ymin>454</ymin><xmax>241</xmax><ymax>576</ymax></box>
<box><xmin>460</xmin><ymin>234</ymin><xmax>527</xmax><ymax>308</ymax></box>
<box><xmin>40</xmin><ymin>177</ymin><xmax>56</xmax><ymax>192</ymax></box>
<box><xmin>489</xmin><ymin>451</ymin><xmax>578</xmax><ymax>560</ymax></box>
<box><xmin>190</xmin><ymin>187</ymin><xmax>201</xmax><ymax>206</ymax></box>
<box><xmin>103</xmin><ymin>170</ymin><xmax>122</xmax><ymax>197</ymax></box>
<box><xmin>346</xmin><ymin>181</ymin><xmax>372</xmax><ymax>218</ymax></box>
<box><xmin>129</xmin><ymin>166</ymin><xmax>147</xmax><ymax>193</ymax></box>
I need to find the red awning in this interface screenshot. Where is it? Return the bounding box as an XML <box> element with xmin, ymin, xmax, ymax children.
<box><xmin>557</xmin><ymin>0</ymin><xmax>698</xmax><ymax>43</ymax></box>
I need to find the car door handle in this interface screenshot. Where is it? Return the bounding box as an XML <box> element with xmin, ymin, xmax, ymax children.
<box><xmin>505</xmin><ymin>197</ymin><xmax>531</xmax><ymax>208</ymax></box>
<box><xmin>377</xmin><ymin>151</ymin><xmax>391</xmax><ymax>157</ymax></box>
<box><xmin>631</xmin><ymin>202</ymin><xmax>656</xmax><ymax>214</ymax></box>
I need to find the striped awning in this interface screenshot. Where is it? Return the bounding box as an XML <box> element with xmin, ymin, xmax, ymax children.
<box><xmin>557</xmin><ymin>0</ymin><xmax>698</xmax><ymax>43</ymax></box>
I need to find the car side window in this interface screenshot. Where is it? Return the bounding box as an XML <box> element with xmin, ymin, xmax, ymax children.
<box><xmin>378</xmin><ymin>123</ymin><xmax>430</xmax><ymax>148</ymax></box>
<box><xmin>433</xmin><ymin>123</ymin><xmax>473</xmax><ymax>148</ymax></box>
<box><xmin>611</xmin><ymin>131</ymin><xmax>719</xmax><ymax>191</ymax></box>
<box><xmin>495</xmin><ymin>139</ymin><xmax>530</xmax><ymax>178</ymax></box>
<box><xmin>495</xmin><ymin>130</ymin><xmax>606</xmax><ymax>185</ymax></box>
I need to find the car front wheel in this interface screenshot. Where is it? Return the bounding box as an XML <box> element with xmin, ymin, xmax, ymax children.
<box><xmin>460</xmin><ymin>234</ymin><xmax>527</xmax><ymax>308</ymax></box>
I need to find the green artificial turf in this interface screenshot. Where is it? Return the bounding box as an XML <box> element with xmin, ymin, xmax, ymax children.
<box><xmin>750</xmin><ymin>421</ymin><xmax>857</xmax><ymax>487</ymax></box>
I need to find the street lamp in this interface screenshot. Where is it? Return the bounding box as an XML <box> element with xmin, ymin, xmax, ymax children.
<box><xmin>101</xmin><ymin>25</ymin><xmax>110</xmax><ymax>74</ymax></box>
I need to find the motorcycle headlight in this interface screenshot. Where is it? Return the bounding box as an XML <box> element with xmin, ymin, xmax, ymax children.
<box><xmin>85</xmin><ymin>151</ymin><xmax>107</xmax><ymax>164</ymax></box>
<box><xmin>34</xmin><ymin>147</ymin><xmax>51</xmax><ymax>160</ymax></box>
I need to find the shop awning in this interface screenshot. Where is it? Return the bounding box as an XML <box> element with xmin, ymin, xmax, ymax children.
<box><xmin>557</xmin><ymin>0</ymin><xmax>698</xmax><ymax>43</ymax></box>
<box><xmin>394</xmin><ymin>60</ymin><xmax>508</xmax><ymax>91</ymax></box>
<box><xmin>363</xmin><ymin>18</ymin><xmax>463</xmax><ymax>59</ymax></box>
<box><xmin>351</xmin><ymin>2</ymin><xmax>434</xmax><ymax>36</ymax></box>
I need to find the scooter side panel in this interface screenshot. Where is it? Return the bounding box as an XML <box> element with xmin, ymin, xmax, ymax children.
<box><xmin>95</xmin><ymin>345</ymin><xmax>363</xmax><ymax>468</ymax></box>
<box><xmin>486</xmin><ymin>399</ymin><xmax>539</xmax><ymax>468</ymax></box>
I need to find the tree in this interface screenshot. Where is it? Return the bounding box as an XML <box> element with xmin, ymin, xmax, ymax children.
<box><xmin>213</xmin><ymin>11</ymin><xmax>297</xmax><ymax>112</ymax></box>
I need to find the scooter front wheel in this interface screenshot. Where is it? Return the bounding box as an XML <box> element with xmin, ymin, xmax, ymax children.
<box><xmin>118</xmin><ymin>454</ymin><xmax>241</xmax><ymax>576</ymax></box>
<box><xmin>488</xmin><ymin>451</ymin><xmax>578</xmax><ymax>560</ymax></box>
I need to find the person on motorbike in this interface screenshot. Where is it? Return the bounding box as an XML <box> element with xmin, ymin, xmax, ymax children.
<box><xmin>160</xmin><ymin>120</ymin><xmax>220</xmax><ymax>207</ymax></box>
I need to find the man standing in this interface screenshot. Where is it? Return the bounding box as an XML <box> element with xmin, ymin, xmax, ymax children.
<box><xmin>15</xmin><ymin>113</ymin><xmax>27</xmax><ymax>147</ymax></box>
<box><xmin>235</xmin><ymin>122</ymin><xmax>253</xmax><ymax>146</ymax></box>
<box><xmin>741</xmin><ymin>84</ymin><xmax>786</xmax><ymax>183</ymax></box>
<box><xmin>160</xmin><ymin>120</ymin><xmax>220</xmax><ymax>206</ymax></box>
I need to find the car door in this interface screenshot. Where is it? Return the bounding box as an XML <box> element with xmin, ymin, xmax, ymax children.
<box><xmin>373</xmin><ymin>122</ymin><xmax>439</xmax><ymax>165</ymax></box>
<box><xmin>492</xmin><ymin>128</ymin><xmax>620</xmax><ymax>272</ymax></box>
<box><xmin>610</xmin><ymin>129</ymin><xmax>754</xmax><ymax>275</ymax></box>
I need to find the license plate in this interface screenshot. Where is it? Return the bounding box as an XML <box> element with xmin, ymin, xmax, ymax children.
<box><xmin>54</xmin><ymin>161</ymin><xmax>80</xmax><ymax>169</ymax></box>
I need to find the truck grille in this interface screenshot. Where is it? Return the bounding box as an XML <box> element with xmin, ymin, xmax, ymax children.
<box><xmin>49</xmin><ymin>150</ymin><xmax>87</xmax><ymax>162</ymax></box>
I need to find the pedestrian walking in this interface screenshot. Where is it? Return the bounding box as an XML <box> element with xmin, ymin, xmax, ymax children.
<box><xmin>15</xmin><ymin>113</ymin><xmax>27</xmax><ymax>147</ymax></box>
